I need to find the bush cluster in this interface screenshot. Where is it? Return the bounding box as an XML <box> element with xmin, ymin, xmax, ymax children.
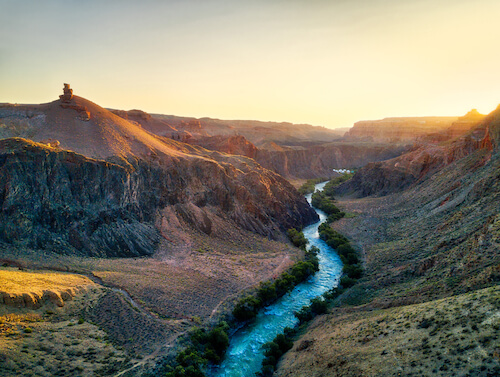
<box><xmin>322</xmin><ymin>173</ymin><xmax>353</xmax><ymax>197</ymax></box>
<box><xmin>164</xmin><ymin>321</ymin><xmax>230</xmax><ymax>377</ymax></box>
<box><xmin>286</xmin><ymin>228</ymin><xmax>308</xmax><ymax>250</ymax></box>
<box><xmin>233</xmin><ymin>244</ymin><xmax>320</xmax><ymax>322</ymax></box>
<box><xmin>258</xmin><ymin>327</ymin><xmax>296</xmax><ymax>377</ymax></box>
<box><xmin>298</xmin><ymin>178</ymin><xmax>327</xmax><ymax>195</ymax></box>
<box><xmin>294</xmin><ymin>297</ymin><xmax>329</xmax><ymax>324</ymax></box>
<box><xmin>311</xmin><ymin>190</ymin><xmax>345</xmax><ymax>222</ymax></box>
<box><xmin>310</xmin><ymin>173</ymin><xmax>354</xmax><ymax>222</ymax></box>
<box><xmin>294</xmin><ymin>286</ymin><xmax>346</xmax><ymax>325</ymax></box>
<box><xmin>318</xmin><ymin>223</ymin><xmax>362</xmax><ymax>287</ymax></box>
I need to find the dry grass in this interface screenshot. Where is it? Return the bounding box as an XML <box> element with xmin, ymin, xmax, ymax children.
<box><xmin>0</xmin><ymin>286</ymin><xmax>131</xmax><ymax>377</ymax></box>
<box><xmin>0</xmin><ymin>227</ymin><xmax>302</xmax><ymax>373</ymax></box>
<box><xmin>0</xmin><ymin>268</ymin><xmax>95</xmax><ymax>308</ymax></box>
<box><xmin>1</xmin><ymin>228</ymin><xmax>300</xmax><ymax>323</ymax></box>
<box><xmin>287</xmin><ymin>178</ymin><xmax>308</xmax><ymax>189</ymax></box>
<box><xmin>278</xmin><ymin>286</ymin><xmax>500</xmax><ymax>377</ymax></box>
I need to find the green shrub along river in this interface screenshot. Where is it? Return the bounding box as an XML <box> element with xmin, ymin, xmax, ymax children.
<box><xmin>162</xmin><ymin>179</ymin><xmax>360</xmax><ymax>377</ymax></box>
<box><xmin>210</xmin><ymin>181</ymin><xmax>346</xmax><ymax>377</ymax></box>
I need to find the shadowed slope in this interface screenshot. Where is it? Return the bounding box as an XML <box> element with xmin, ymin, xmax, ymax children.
<box><xmin>0</xmin><ymin>95</ymin><xmax>318</xmax><ymax>257</ymax></box>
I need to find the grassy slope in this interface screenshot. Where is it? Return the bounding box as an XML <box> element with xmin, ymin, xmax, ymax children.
<box><xmin>277</xmin><ymin>135</ymin><xmax>500</xmax><ymax>375</ymax></box>
<box><xmin>278</xmin><ymin>286</ymin><xmax>500</xmax><ymax>377</ymax></box>
<box><xmin>0</xmin><ymin>269</ymin><xmax>131</xmax><ymax>377</ymax></box>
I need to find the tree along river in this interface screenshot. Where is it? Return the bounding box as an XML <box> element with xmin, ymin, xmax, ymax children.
<box><xmin>210</xmin><ymin>181</ymin><xmax>343</xmax><ymax>377</ymax></box>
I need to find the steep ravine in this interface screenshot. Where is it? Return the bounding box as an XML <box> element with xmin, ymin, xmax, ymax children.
<box><xmin>210</xmin><ymin>182</ymin><xmax>343</xmax><ymax>377</ymax></box>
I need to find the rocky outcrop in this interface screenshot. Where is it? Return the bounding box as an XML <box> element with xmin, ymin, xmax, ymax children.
<box><xmin>59</xmin><ymin>83</ymin><xmax>73</xmax><ymax>103</ymax></box>
<box><xmin>58</xmin><ymin>84</ymin><xmax>90</xmax><ymax>121</ymax></box>
<box><xmin>0</xmin><ymin>138</ymin><xmax>317</xmax><ymax>257</ymax></box>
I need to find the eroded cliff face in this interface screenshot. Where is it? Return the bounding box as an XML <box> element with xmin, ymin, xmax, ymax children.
<box><xmin>102</xmin><ymin>109</ymin><xmax>410</xmax><ymax>180</ymax></box>
<box><xmin>276</xmin><ymin>107</ymin><xmax>500</xmax><ymax>377</ymax></box>
<box><xmin>0</xmin><ymin>138</ymin><xmax>317</xmax><ymax>257</ymax></box>
<box><xmin>337</xmin><ymin>106</ymin><xmax>499</xmax><ymax>197</ymax></box>
<box><xmin>171</xmin><ymin>132</ymin><xmax>408</xmax><ymax>180</ymax></box>
<box><xmin>344</xmin><ymin>116</ymin><xmax>459</xmax><ymax>142</ymax></box>
<box><xmin>130</xmin><ymin>113</ymin><xmax>344</xmax><ymax>147</ymax></box>
<box><xmin>255</xmin><ymin>142</ymin><xmax>409</xmax><ymax>179</ymax></box>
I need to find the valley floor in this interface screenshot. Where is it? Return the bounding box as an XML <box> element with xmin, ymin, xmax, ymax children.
<box><xmin>277</xmin><ymin>151</ymin><xmax>500</xmax><ymax>376</ymax></box>
<box><xmin>0</xmin><ymin>227</ymin><xmax>302</xmax><ymax>376</ymax></box>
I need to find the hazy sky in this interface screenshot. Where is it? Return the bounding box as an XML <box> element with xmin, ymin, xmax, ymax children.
<box><xmin>1</xmin><ymin>0</ymin><xmax>499</xmax><ymax>128</ymax></box>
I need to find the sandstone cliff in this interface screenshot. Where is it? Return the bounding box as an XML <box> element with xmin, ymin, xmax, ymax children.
<box><xmin>106</xmin><ymin>109</ymin><xmax>410</xmax><ymax>180</ymax></box>
<box><xmin>187</xmin><ymin>135</ymin><xmax>408</xmax><ymax>179</ymax></box>
<box><xmin>148</xmin><ymin>114</ymin><xmax>344</xmax><ymax>147</ymax></box>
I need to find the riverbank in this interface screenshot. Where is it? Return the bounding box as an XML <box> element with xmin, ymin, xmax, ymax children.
<box><xmin>209</xmin><ymin>182</ymin><xmax>343</xmax><ymax>377</ymax></box>
<box><xmin>275</xmin><ymin>154</ymin><xmax>500</xmax><ymax>376</ymax></box>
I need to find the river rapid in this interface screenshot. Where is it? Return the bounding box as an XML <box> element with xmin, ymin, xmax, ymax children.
<box><xmin>210</xmin><ymin>181</ymin><xmax>343</xmax><ymax>377</ymax></box>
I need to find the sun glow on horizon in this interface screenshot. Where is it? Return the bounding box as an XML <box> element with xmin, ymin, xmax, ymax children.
<box><xmin>1</xmin><ymin>0</ymin><xmax>499</xmax><ymax>129</ymax></box>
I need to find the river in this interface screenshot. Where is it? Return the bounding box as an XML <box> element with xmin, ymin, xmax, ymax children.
<box><xmin>210</xmin><ymin>181</ymin><xmax>343</xmax><ymax>377</ymax></box>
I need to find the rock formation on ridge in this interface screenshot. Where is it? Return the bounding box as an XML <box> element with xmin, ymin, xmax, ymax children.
<box><xmin>0</xmin><ymin>92</ymin><xmax>318</xmax><ymax>257</ymax></box>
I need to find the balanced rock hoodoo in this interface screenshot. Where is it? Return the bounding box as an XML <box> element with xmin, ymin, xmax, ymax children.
<box><xmin>59</xmin><ymin>83</ymin><xmax>90</xmax><ymax>121</ymax></box>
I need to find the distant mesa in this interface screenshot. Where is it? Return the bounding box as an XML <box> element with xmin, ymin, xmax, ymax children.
<box><xmin>59</xmin><ymin>83</ymin><xmax>90</xmax><ymax>121</ymax></box>
<box><xmin>446</xmin><ymin>109</ymin><xmax>485</xmax><ymax>138</ymax></box>
<box><xmin>344</xmin><ymin>116</ymin><xmax>459</xmax><ymax>143</ymax></box>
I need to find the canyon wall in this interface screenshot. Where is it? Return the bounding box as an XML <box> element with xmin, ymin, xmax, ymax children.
<box><xmin>344</xmin><ymin>116</ymin><xmax>459</xmax><ymax>142</ymax></box>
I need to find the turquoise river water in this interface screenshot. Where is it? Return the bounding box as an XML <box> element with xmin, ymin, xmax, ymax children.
<box><xmin>210</xmin><ymin>181</ymin><xmax>343</xmax><ymax>377</ymax></box>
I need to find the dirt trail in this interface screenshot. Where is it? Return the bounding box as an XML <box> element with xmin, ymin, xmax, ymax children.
<box><xmin>113</xmin><ymin>330</ymin><xmax>187</xmax><ymax>377</ymax></box>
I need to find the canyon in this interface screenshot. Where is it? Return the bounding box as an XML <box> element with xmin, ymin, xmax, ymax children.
<box><xmin>276</xmin><ymin>106</ymin><xmax>500</xmax><ymax>376</ymax></box>
<box><xmin>1</xmin><ymin>86</ymin><xmax>497</xmax><ymax>376</ymax></box>
<box><xmin>106</xmin><ymin>109</ymin><xmax>410</xmax><ymax>180</ymax></box>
